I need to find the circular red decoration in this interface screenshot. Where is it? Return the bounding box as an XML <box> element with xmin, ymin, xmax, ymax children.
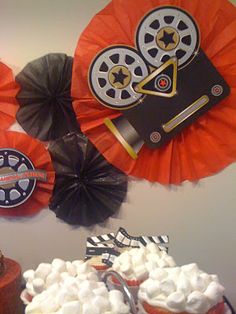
<box><xmin>72</xmin><ymin>0</ymin><xmax>236</xmax><ymax>184</ymax></box>
<box><xmin>0</xmin><ymin>131</ymin><xmax>55</xmax><ymax>216</ymax></box>
<box><xmin>155</xmin><ymin>74</ymin><xmax>171</xmax><ymax>91</ymax></box>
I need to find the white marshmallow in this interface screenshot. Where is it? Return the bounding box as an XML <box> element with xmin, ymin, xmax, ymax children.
<box><xmin>177</xmin><ymin>273</ymin><xmax>192</xmax><ymax>295</ymax></box>
<box><xmin>40</xmin><ymin>296</ymin><xmax>60</xmax><ymax>313</ymax></box>
<box><xmin>77</xmin><ymin>287</ymin><xmax>94</xmax><ymax>302</ymax></box>
<box><xmin>25</xmin><ymin>302</ymin><xmax>43</xmax><ymax>314</ymax></box>
<box><xmin>186</xmin><ymin>291</ymin><xmax>210</xmax><ymax>314</ymax></box>
<box><xmin>32</xmin><ymin>278</ymin><xmax>45</xmax><ymax>294</ymax></box>
<box><xmin>26</xmin><ymin>282</ymin><xmax>36</xmax><ymax>297</ymax></box>
<box><xmin>190</xmin><ymin>275</ymin><xmax>206</xmax><ymax>292</ymax></box>
<box><xmin>46</xmin><ymin>270</ymin><xmax>60</xmax><ymax>287</ymax></box>
<box><xmin>23</xmin><ymin>269</ymin><xmax>35</xmax><ymax>282</ymax></box>
<box><xmin>211</xmin><ymin>274</ymin><xmax>219</xmax><ymax>283</ymax></box>
<box><xmin>66</xmin><ymin>262</ymin><xmax>77</xmax><ymax>277</ymax></box>
<box><xmin>159</xmin><ymin>279</ymin><xmax>176</xmax><ymax>295</ymax></box>
<box><xmin>132</xmin><ymin>252</ymin><xmax>145</xmax><ymax>266</ymax></box>
<box><xmin>204</xmin><ymin>281</ymin><xmax>224</xmax><ymax>305</ymax></box>
<box><xmin>167</xmin><ymin>267</ymin><xmax>181</xmax><ymax>279</ymax></box>
<box><xmin>199</xmin><ymin>273</ymin><xmax>211</xmax><ymax>287</ymax></box>
<box><xmin>60</xmin><ymin>272</ymin><xmax>70</xmax><ymax>282</ymax></box>
<box><xmin>133</xmin><ymin>264</ymin><xmax>148</xmax><ymax>280</ymax></box>
<box><xmin>146</xmin><ymin>243</ymin><xmax>161</xmax><ymax>255</ymax></box>
<box><xmin>166</xmin><ymin>292</ymin><xmax>186</xmax><ymax>312</ymax></box>
<box><xmin>146</xmin><ymin>281</ymin><xmax>161</xmax><ymax>298</ymax></box>
<box><xmin>72</xmin><ymin>260</ymin><xmax>84</xmax><ymax>268</ymax></box>
<box><xmin>46</xmin><ymin>283</ymin><xmax>60</xmax><ymax>296</ymax></box>
<box><xmin>109</xmin><ymin>289</ymin><xmax>124</xmax><ymax>303</ymax></box>
<box><xmin>52</xmin><ymin>259</ymin><xmax>66</xmax><ymax>273</ymax></box>
<box><xmin>157</xmin><ymin>258</ymin><xmax>169</xmax><ymax>268</ymax></box>
<box><xmin>92</xmin><ymin>295</ymin><xmax>111</xmax><ymax>312</ymax></box>
<box><xmin>181</xmin><ymin>263</ymin><xmax>198</xmax><ymax>277</ymax></box>
<box><xmin>145</xmin><ymin>260</ymin><xmax>159</xmax><ymax>273</ymax></box>
<box><xmin>60</xmin><ymin>301</ymin><xmax>81</xmax><ymax>314</ymax></box>
<box><xmin>34</xmin><ymin>263</ymin><xmax>52</xmax><ymax>280</ymax></box>
<box><xmin>150</xmin><ymin>268</ymin><xmax>168</xmax><ymax>281</ymax></box>
<box><xmin>120</xmin><ymin>262</ymin><xmax>132</xmax><ymax>275</ymax></box>
<box><xmin>111</xmin><ymin>302</ymin><xmax>130</xmax><ymax>314</ymax></box>
<box><xmin>93</xmin><ymin>286</ymin><xmax>109</xmax><ymax>297</ymax></box>
<box><xmin>82</xmin><ymin>302</ymin><xmax>100</xmax><ymax>314</ymax></box>
<box><xmin>57</xmin><ymin>288</ymin><xmax>77</xmax><ymax>306</ymax></box>
<box><xmin>165</xmin><ymin>256</ymin><xmax>176</xmax><ymax>267</ymax></box>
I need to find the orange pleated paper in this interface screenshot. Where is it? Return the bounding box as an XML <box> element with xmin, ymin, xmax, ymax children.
<box><xmin>0</xmin><ymin>131</ymin><xmax>55</xmax><ymax>216</ymax></box>
<box><xmin>0</xmin><ymin>62</ymin><xmax>19</xmax><ymax>130</ymax></box>
<box><xmin>72</xmin><ymin>0</ymin><xmax>236</xmax><ymax>184</ymax></box>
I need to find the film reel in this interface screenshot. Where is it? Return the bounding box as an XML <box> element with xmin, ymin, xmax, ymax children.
<box><xmin>89</xmin><ymin>46</ymin><xmax>149</xmax><ymax>110</ymax></box>
<box><xmin>0</xmin><ymin>149</ymin><xmax>36</xmax><ymax>208</ymax></box>
<box><xmin>136</xmin><ymin>6</ymin><xmax>200</xmax><ymax>69</ymax></box>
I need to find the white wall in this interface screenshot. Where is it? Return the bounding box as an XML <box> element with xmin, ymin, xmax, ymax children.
<box><xmin>0</xmin><ymin>0</ymin><xmax>236</xmax><ymax>307</ymax></box>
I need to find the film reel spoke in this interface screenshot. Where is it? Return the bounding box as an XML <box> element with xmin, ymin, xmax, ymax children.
<box><xmin>178</xmin><ymin>42</ymin><xmax>191</xmax><ymax>52</ymax></box>
<box><xmin>97</xmin><ymin>71</ymin><xmax>108</xmax><ymax>79</ymax></box>
<box><xmin>147</xmin><ymin>27</ymin><xmax>159</xmax><ymax>37</ymax></box>
<box><xmin>179</xmin><ymin>29</ymin><xmax>191</xmax><ymax>38</ymax></box>
<box><xmin>170</xmin><ymin>16</ymin><xmax>180</xmax><ymax>29</ymax></box>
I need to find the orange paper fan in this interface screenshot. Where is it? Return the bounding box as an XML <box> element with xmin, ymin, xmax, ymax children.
<box><xmin>0</xmin><ymin>62</ymin><xmax>20</xmax><ymax>130</ymax></box>
<box><xmin>72</xmin><ymin>0</ymin><xmax>236</xmax><ymax>184</ymax></box>
<box><xmin>0</xmin><ymin>131</ymin><xmax>55</xmax><ymax>216</ymax></box>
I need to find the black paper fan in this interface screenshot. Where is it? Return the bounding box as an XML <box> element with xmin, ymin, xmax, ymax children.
<box><xmin>16</xmin><ymin>53</ymin><xmax>80</xmax><ymax>141</ymax></box>
<box><xmin>48</xmin><ymin>132</ymin><xmax>128</xmax><ymax>226</ymax></box>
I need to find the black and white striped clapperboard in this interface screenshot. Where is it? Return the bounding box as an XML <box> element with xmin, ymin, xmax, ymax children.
<box><xmin>114</xmin><ymin>227</ymin><xmax>169</xmax><ymax>252</ymax></box>
<box><xmin>85</xmin><ymin>233</ymin><xmax>115</xmax><ymax>259</ymax></box>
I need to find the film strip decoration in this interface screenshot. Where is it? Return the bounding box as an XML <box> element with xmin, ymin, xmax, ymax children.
<box><xmin>85</xmin><ymin>228</ymin><xmax>169</xmax><ymax>266</ymax></box>
<box><xmin>114</xmin><ymin>228</ymin><xmax>141</xmax><ymax>248</ymax></box>
<box><xmin>102</xmin><ymin>250</ymin><xmax>120</xmax><ymax>267</ymax></box>
<box><xmin>114</xmin><ymin>227</ymin><xmax>169</xmax><ymax>252</ymax></box>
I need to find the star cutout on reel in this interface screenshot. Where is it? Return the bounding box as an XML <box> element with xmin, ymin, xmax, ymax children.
<box><xmin>109</xmin><ymin>66</ymin><xmax>131</xmax><ymax>89</ymax></box>
<box><xmin>156</xmin><ymin>27</ymin><xmax>180</xmax><ymax>51</ymax></box>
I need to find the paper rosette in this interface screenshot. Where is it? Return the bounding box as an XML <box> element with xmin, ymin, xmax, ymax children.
<box><xmin>0</xmin><ymin>131</ymin><xmax>55</xmax><ymax>216</ymax></box>
<box><xmin>72</xmin><ymin>0</ymin><xmax>236</xmax><ymax>184</ymax></box>
<box><xmin>0</xmin><ymin>62</ymin><xmax>19</xmax><ymax>130</ymax></box>
<box><xmin>16</xmin><ymin>53</ymin><xmax>80</xmax><ymax>141</ymax></box>
<box><xmin>48</xmin><ymin>132</ymin><xmax>128</xmax><ymax>226</ymax></box>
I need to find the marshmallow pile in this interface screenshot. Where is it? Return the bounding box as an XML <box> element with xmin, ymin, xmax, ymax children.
<box><xmin>23</xmin><ymin>259</ymin><xmax>98</xmax><ymax>298</ymax></box>
<box><xmin>138</xmin><ymin>263</ymin><xmax>225</xmax><ymax>314</ymax></box>
<box><xmin>112</xmin><ymin>243</ymin><xmax>176</xmax><ymax>282</ymax></box>
<box><xmin>24</xmin><ymin>259</ymin><xmax>131</xmax><ymax>314</ymax></box>
<box><xmin>25</xmin><ymin>279</ymin><xmax>131</xmax><ymax>314</ymax></box>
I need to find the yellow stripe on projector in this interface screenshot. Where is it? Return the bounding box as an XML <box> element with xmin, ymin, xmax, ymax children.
<box><xmin>162</xmin><ymin>95</ymin><xmax>209</xmax><ymax>133</ymax></box>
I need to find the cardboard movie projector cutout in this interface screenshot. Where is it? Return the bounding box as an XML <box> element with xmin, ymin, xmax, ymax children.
<box><xmin>89</xmin><ymin>6</ymin><xmax>230</xmax><ymax>159</ymax></box>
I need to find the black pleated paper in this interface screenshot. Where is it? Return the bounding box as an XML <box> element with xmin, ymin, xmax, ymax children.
<box><xmin>16</xmin><ymin>53</ymin><xmax>80</xmax><ymax>141</ymax></box>
<box><xmin>48</xmin><ymin>133</ymin><xmax>128</xmax><ymax>226</ymax></box>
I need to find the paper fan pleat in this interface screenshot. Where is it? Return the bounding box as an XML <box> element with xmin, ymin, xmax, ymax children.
<box><xmin>49</xmin><ymin>133</ymin><xmax>128</xmax><ymax>226</ymax></box>
<box><xmin>0</xmin><ymin>63</ymin><xmax>19</xmax><ymax>130</ymax></box>
<box><xmin>16</xmin><ymin>53</ymin><xmax>80</xmax><ymax>141</ymax></box>
<box><xmin>0</xmin><ymin>131</ymin><xmax>55</xmax><ymax>216</ymax></box>
<box><xmin>72</xmin><ymin>0</ymin><xmax>236</xmax><ymax>184</ymax></box>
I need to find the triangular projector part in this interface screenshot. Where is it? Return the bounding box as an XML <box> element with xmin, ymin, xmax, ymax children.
<box><xmin>135</xmin><ymin>58</ymin><xmax>177</xmax><ymax>98</ymax></box>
